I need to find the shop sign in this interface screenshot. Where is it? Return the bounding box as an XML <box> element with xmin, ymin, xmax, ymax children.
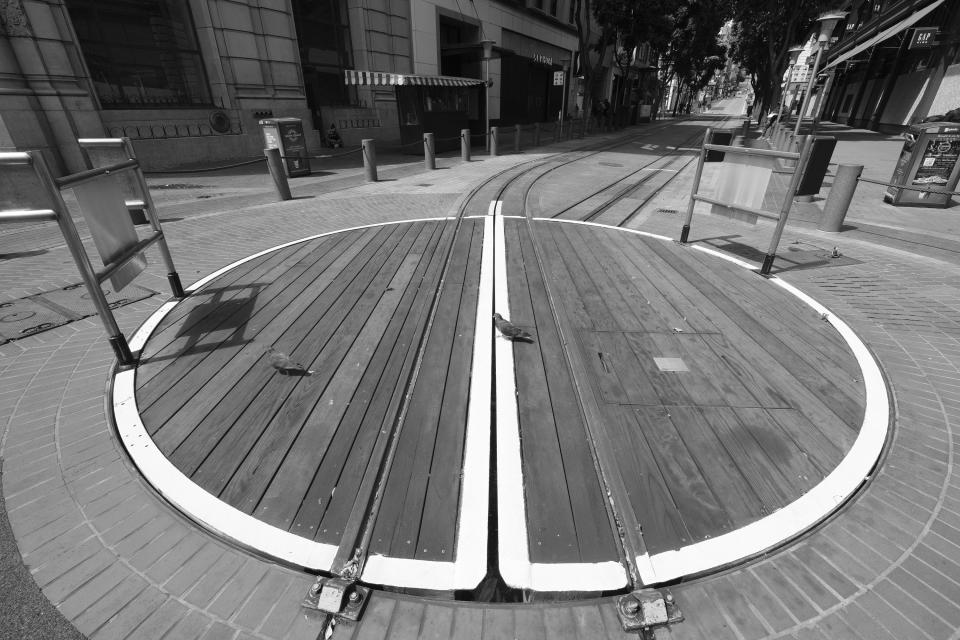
<box><xmin>910</xmin><ymin>27</ymin><xmax>938</xmax><ymax>49</ymax></box>
<box><xmin>553</xmin><ymin>71</ymin><xmax>565</xmax><ymax>86</ymax></box>
<box><xmin>533</xmin><ymin>53</ymin><xmax>553</xmax><ymax>65</ymax></box>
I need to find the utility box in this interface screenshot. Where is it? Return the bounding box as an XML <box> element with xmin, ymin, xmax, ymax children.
<box><xmin>259</xmin><ymin>118</ymin><xmax>311</xmax><ymax>177</ymax></box>
<box><xmin>884</xmin><ymin>121</ymin><xmax>960</xmax><ymax>207</ymax></box>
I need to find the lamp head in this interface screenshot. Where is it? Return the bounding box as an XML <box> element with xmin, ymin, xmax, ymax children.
<box><xmin>816</xmin><ymin>11</ymin><xmax>848</xmax><ymax>44</ymax></box>
<box><xmin>480</xmin><ymin>39</ymin><xmax>495</xmax><ymax>59</ymax></box>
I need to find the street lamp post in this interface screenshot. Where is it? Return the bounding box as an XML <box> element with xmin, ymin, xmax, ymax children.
<box><xmin>773</xmin><ymin>45</ymin><xmax>805</xmax><ymax>136</ymax></box>
<box><xmin>793</xmin><ymin>10</ymin><xmax>847</xmax><ymax>139</ymax></box>
<box><xmin>481</xmin><ymin>39</ymin><xmax>494</xmax><ymax>151</ymax></box>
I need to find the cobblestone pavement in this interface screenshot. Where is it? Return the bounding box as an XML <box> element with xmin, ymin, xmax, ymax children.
<box><xmin>2</xmin><ymin>104</ymin><xmax>960</xmax><ymax>639</ymax></box>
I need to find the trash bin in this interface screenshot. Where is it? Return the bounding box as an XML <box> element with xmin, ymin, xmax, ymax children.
<box><xmin>796</xmin><ymin>136</ymin><xmax>837</xmax><ymax>200</ymax></box>
<box><xmin>884</xmin><ymin>121</ymin><xmax>960</xmax><ymax>207</ymax></box>
<box><xmin>259</xmin><ymin>117</ymin><xmax>311</xmax><ymax>178</ymax></box>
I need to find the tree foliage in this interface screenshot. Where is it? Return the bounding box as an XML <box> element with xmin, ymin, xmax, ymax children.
<box><xmin>725</xmin><ymin>0</ymin><xmax>829</xmax><ymax>116</ymax></box>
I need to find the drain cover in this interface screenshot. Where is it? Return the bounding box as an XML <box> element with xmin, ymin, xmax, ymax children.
<box><xmin>655</xmin><ymin>208</ymin><xmax>678</xmax><ymax>215</ymax></box>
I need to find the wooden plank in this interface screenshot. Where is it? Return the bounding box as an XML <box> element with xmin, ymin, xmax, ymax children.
<box><xmin>766</xmin><ymin>407</ymin><xmax>845</xmax><ymax>474</ymax></box>
<box><xmin>596</xmin><ymin>404</ymin><xmax>690</xmax><ymax>553</ymax></box>
<box><xmin>641</xmin><ymin>238</ymin><xmax>863</xmax><ymax>426</ymax></box>
<box><xmin>698</xmin><ymin>407</ymin><xmax>796</xmax><ymax>510</ymax></box>
<box><xmin>701</xmin><ymin>332</ymin><xmax>857</xmax><ymax>451</ymax></box>
<box><xmin>622</xmin><ymin>332</ymin><xmax>692</xmax><ymax>406</ymax></box>
<box><xmin>633</xmin><ymin>405</ymin><xmax>732</xmax><ymax>541</ymax></box>
<box><xmin>385</xmin><ymin>599</ymin><xmax>426</xmax><ymax>640</ymax></box>
<box><xmin>671</xmin><ymin>334</ymin><xmax>760</xmax><ymax>407</ymax></box>
<box><xmin>368</xmin><ymin>219</ymin><xmax>479</xmax><ymax>559</ymax></box>
<box><xmin>513</xmin><ymin>608</ymin><xmax>546</xmax><ymax>640</ymax></box>
<box><xmin>666</xmin><ymin>406</ymin><xmax>765</xmax><ymax>527</ymax></box>
<box><xmin>595</xmin><ymin>331</ymin><xmax>661</xmax><ymax>405</ymax></box>
<box><xmin>255</xmin><ymin>251</ymin><xmax>425</xmax><ymax>530</ymax></box>
<box><xmin>416</xmin><ymin>220</ymin><xmax>485</xmax><ymax>559</ymax></box>
<box><xmin>166</xmin><ymin>223</ymin><xmax>410</xmax><ymax>500</ymax></box>
<box><xmin>646</xmin><ymin>332</ymin><xmax>728</xmax><ymax>406</ymax></box>
<box><xmin>513</xmin><ymin>220</ymin><xmax>619</xmax><ymax>563</ymax></box>
<box><xmin>141</xmin><ymin>228</ymin><xmax>377</xmax><ymax>448</ymax></box>
<box><xmin>352</xmin><ymin>595</ymin><xmax>397</xmax><ymax>640</ymax></box>
<box><xmin>576</xmin><ymin>330</ymin><xmax>631</xmax><ymax>404</ymax></box>
<box><xmin>212</xmin><ymin>223</ymin><xmax>427</xmax><ymax>510</ymax></box>
<box><xmin>289</xmin><ymin>222</ymin><xmax>450</xmax><ymax>542</ymax></box>
<box><xmin>450</xmin><ymin>606</ymin><xmax>483</xmax><ymax>640</ymax></box>
<box><xmin>317</xmin><ymin>222</ymin><xmax>456</xmax><ymax>552</ymax></box>
<box><xmin>482</xmin><ymin>607</ymin><xmax>514</xmax><ymax>640</ymax></box>
<box><xmin>545</xmin><ymin>223</ymin><xmax>619</xmax><ymax>330</ymax></box>
<box><xmin>137</xmin><ymin>236</ymin><xmax>346</xmax><ymax>406</ymax></box>
<box><xmin>420</xmin><ymin>603</ymin><xmax>456</xmax><ymax>640</ymax></box>
<box><xmin>733</xmin><ymin>407</ymin><xmax>824</xmax><ymax>493</ymax></box>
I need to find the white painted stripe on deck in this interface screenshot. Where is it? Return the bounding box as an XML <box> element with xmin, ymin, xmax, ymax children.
<box><xmin>494</xmin><ymin>207</ymin><xmax>628</xmax><ymax>591</ymax></box>
<box><xmin>112</xmin><ymin>369</ymin><xmax>338</xmax><ymax>570</ymax></box>
<box><xmin>360</xmin><ymin>214</ymin><xmax>494</xmax><ymax>590</ymax></box>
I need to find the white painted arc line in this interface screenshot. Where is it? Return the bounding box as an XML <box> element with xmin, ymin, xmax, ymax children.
<box><xmin>494</xmin><ymin>209</ymin><xmax>628</xmax><ymax>591</ymax></box>
<box><xmin>112</xmin><ymin>369</ymin><xmax>338</xmax><ymax>569</ymax></box>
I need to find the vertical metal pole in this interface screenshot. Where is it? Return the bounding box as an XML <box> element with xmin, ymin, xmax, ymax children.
<box><xmin>423</xmin><ymin>133</ymin><xmax>436</xmax><ymax>170</ymax></box>
<box><xmin>484</xmin><ymin>56</ymin><xmax>490</xmax><ymax>152</ymax></box>
<box><xmin>533</xmin><ymin>122</ymin><xmax>541</xmax><ymax>147</ymax></box>
<box><xmin>680</xmin><ymin>128</ymin><xmax>710</xmax><ymax>243</ymax></box>
<box><xmin>514</xmin><ymin>124</ymin><xmax>521</xmax><ymax>153</ymax></box>
<box><xmin>794</xmin><ymin>44</ymin><xmax>825</xmax><ymax>139</ymax></box>
<box><xmin>122</xmin><ymin>138</ymin><xmax>184</xmax><ymax>298</ymax></box>
<box><xmin>362</xmin><ymin>139</ymin><xmax>378</xmax><ymax>182</ymax></box>
<box><xmin>490</xmin><ymin>126</ymin><xmax>499</xmax><ymax>156</ymax></box>
<box><xmin>461</xmin><ymin>129</ymin><xmax>471</xmax><ymax>161</ymax></box>
<box><xmin>30</xmin><ymin>152</ymin><xmax>134</xmax><ymax>365</ymax></box>
<box><xmin>762</xmin><ymin>134</ymin><xmax>814</xmax><ymax>274</ymax></box>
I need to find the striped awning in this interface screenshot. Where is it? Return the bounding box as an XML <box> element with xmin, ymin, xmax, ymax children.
<box><xmin>345</xmin><ymin>70</ymin><xmax>484</xmax><ymax>87</ymax></box>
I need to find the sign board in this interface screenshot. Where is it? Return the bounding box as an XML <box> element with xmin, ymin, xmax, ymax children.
<box><xmin>73</xmin><ymin>178</ymin><xmax>147</xmax><ymax>291</ymax></box>
<box><xmin>710</xmin><ymin>154</ymin><xmax>776</xmax><ymax>224</ymax></box>
<box><xmin>259</xmin><ymin>118</ymin><xmax>311</xmax><ymax>177</ymax></box>
<box><xmin>885</xmin><ymin>124</ymin><xmax>960</xmax><ymax>207</ymax></box>
<box><xmin>553</xmin><ymin>71</ymin><xmax>565</xmax><ymax>86</ymax></box>
<box><xmin>914</xmin><ymin>134</ymin><xmax>960</xmax><ymax>186</ymax></box>
<box><xmin>910</xmin><ymin>27</ymin><xmax>938</xmax><ymax>49</ymax></box>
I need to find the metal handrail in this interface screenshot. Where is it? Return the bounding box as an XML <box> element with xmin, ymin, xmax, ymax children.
<box><xmin>0</xmin><ymin>209</ymin><xmax>57</xmax><ymax>222</ymax></box>
<box><xmin>55</xmin><ymin>159</ymin><xmax>139</xmax><ymax>188</ymax></box>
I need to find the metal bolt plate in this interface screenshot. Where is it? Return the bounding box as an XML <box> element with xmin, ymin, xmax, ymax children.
<box><xmin>654</xmin><ymin>357</ymin><xmax>688</xmax><ymax>372</ymax></box>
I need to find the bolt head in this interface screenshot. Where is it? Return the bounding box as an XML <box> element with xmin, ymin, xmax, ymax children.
<box><xmin>623</xmin><ymin>598</ymin><xmax>640</xmax><ymax>614</ymax></box>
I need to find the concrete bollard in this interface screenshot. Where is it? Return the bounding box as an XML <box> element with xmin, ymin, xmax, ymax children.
<box><xmin>555</xmin><ymin>121</ymin><xmax>561</xmax><ymax>144</ymax></box>
<box><xmin>264</xmin><ymin>148</ymin><xmax>292</xmax><ymax>200</ymax></box>
<box><xmin>742</xmin><ymin>119</ymin><xmax>750</xmax><ymax>143</ymax></box>
<box><xmin>362</xmin><ymin>139</ymin><xmax>377</xmax><ymax>182</ymax></box>
<box><xmin>514</xmin><ymin>124</ymin><xmax>521</xmax><ymax>153</ymax></box>
<box><xmin>533</xmin><ymin>122</ymin><xmax>541</xmax><ymax>147</ymax></box>
<box><xmin>461</xmin><ymin>129</ymin><xmax>471</xmax><ymax>162</ymax></box>
<box><xmin>423</xmin><ymin>133</ymin><xmax>436</xmax><ymax>170</ymax></box>
<box><xmin>490</xmin><ymin>126</ymin><xmax>499</xmax><ymax>156</ymax></box>
<box><xmin>580</xmin><ymin>118</ymin><xmax>587</xmax><ymax>138</ymax></box>
<box><xmin>819</xmin><ymin>164</ymin><xmax>863</xmax><ymax>232</ymax></box>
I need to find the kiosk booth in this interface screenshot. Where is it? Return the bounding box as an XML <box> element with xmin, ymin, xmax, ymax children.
<box><xmin>345</xmin><ymin>71</ymin><xmax>484</xmax><ymax>154</ymax></box>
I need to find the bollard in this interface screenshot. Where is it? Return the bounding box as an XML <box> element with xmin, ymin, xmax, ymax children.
<box><xmin>741</xmin><ymin>119</ymin><xmax>750</xmax><ymax>143</ymax></box>
<box><xmin>264</xmin><ymin>148</ymin><xmax>292</xmax><ymax>200</ymax></box>
<box><xmin>514</xmin><ymin>124</ymin><xmax>521</xmax><ymax>153</ymax></box>
<box><xmin>580</xmin><ymin>118</ymin><xmax>587</xmax><ymax>138</ymax></box>
<box><xmin>362</xmin><ymin>138</ymin><xmax>377</xmax><ymax>182</ymax></box>
<box><xmin>424</xmin><ymin>133</ymin><xmax>436</xmax><ymax>170</ymax></box>
<box><xmin>533</xmin><ymin>122</ymin><xmax>541</xmax><ymax>147</ymax></box>
<box><xmin>461</xmin><ymin>128</ymin><xmax>471</xmax><ymax>162</ymax></box>
<box><xmin>819</xmin><ymin>164</ymin><xmax>862</xmax><ymax>232</ymax></box>
<box><xmin>490</xmin><ymin>126</ymin><xmax>499</xmax><ymax>156</ymax></box>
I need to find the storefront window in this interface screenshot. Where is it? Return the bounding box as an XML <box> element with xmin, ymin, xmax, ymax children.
<box><xmin>67</xmin><ymin>0</ymin><xmax>212</xmax><ymax>109</ymax></box>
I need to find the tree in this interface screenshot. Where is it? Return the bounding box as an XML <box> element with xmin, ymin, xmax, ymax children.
<box><xmin>725</xmin><ymin>0</ymin><xmax>828</xmax><ymax>120</ymax></box>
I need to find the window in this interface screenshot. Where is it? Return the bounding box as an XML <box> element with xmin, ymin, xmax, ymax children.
<box><xmin>293</xmin><ymin>0</ymin><xmax>356</xmax><ymax>108</ymax></box>
<box><xmin>68</xmin><ymin>0</ymin><xmax>212</xmax><ymax>108</ymax></box>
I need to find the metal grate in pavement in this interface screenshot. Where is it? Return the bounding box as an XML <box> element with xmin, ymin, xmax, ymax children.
<box><xmin>0</xmin><ymin>283</ymin><xmax>157</xmax><ymax>343</ymax></box>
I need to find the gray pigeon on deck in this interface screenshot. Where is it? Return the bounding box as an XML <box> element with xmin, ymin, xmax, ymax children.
<box><xmin>493</xmin><ymin>313</ymin><xmax>535</xmax><ymax>343</ymax></box>
<box><xmin>266</xmin><ymin>346</ymin><xmax>314</xmax><ymax>375</ymax></box>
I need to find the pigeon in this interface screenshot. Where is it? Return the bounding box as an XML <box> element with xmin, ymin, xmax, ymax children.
<box><xmin>266</xmin><ymin>346</ymin><xmax>314</xmax><ymax>375</ymax></box>
<box><xmin>493</xmin><ymin>313</ymin><xmax>535</xmax><ymax>343</ymax></box>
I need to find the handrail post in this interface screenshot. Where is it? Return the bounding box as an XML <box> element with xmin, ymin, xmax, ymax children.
<box><xmin>30</xmin><ymin>151</ymin><xmax>134</xmax><ymax>365</ymax></box>
<box><xmin>423</xmin><ymin>133</ymin><xmax>436</xmax><ymax>170</ymax></box>
<box><xmin>680</xmin><ymin>128</ymin><xmax>710</xmax><ymax>243</ymax></box>
<box><xmin>514</xmin><ymin>124</ymin><xmax>521</xmax><ymax>153</ymax></box>
<box><xmin>490</xmin><ymin>126</ymin><xmax>499</xmax><ymax>157</ymax></box>
<box><xmin>461</xmin><ymin>129</ymin><xmax>471</xmax><ymax>162</ymax></box>
<box><xmin>120</xmin><ymin>138</ymin><xmax>184</xmax><ymax>298</ymax></box>
<box><xmin>761</xmin><ymin>134</ymin><xmax>815</xmax><ymax>274</ymax></box>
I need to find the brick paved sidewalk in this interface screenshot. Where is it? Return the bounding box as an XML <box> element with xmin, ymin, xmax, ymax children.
<box><xmin>2</xmin><ymin>104</ymin><xmax>960</xmax><ymax>639</ymax></box>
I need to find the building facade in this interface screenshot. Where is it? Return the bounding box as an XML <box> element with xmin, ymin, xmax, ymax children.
<box><xmin>819</xmin><ymin>0</ymin><xmax>960</xmax><ymax>132</ymax></box>
<box><xmin>0</xmin><ymin>0</ymin><xmax>581</xmax><ymax>172</ymax></box>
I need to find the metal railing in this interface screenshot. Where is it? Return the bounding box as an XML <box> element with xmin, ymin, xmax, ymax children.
<box><xmin>0</xmin><ymin>139</ymin><xmax>186</xmax><ymax>365</ymax></box>
<box><xmin>681</xmin><ymin>127</ymin><xmax>815</xmax><ymax>275</ymax></box>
